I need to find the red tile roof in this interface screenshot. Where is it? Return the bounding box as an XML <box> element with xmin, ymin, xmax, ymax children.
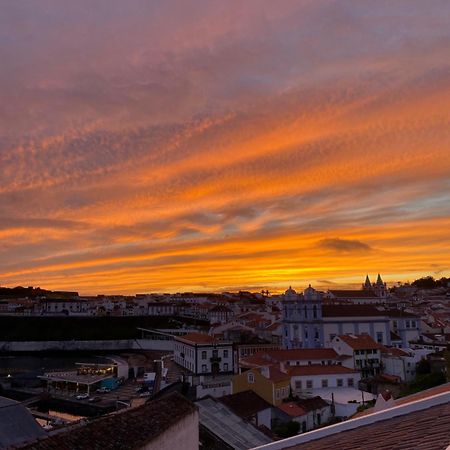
<box><xmin>286</xmin><ymin>401</ymin><xmax>450</xmax><ymax>450</ymax></box>
<box><xmin>287</xmin><ymin>364</ymin><xmax>358</xmax><ymax>376</ymax></box>
<box><xmin>260</xmin><ymin>348</ymin><xmax>340</xmax><ymax>362</ymax></box>
<box><xmin>177</xmin><ymin>332</ymin><xmax>216</xmax><ymax>345</ymax></box>
<box><xmin>278</xmin><ymin>402</ymin><xmax>307</xmax><ymax>417</ymax></box>
<box><xmin>336</xmin><ymin>334</ymin><xmax>383</xmax><ymax>350</ymax></box>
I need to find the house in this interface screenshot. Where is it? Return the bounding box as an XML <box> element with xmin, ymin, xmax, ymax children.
<box><xmin>275</xmin><ymin>397</ymin><xmax>331</xmax><ymax>433</ymax></box>
<box><xmin>232</xmin><ymin>366</ymin><xmax>291</xmax><ymax>406</ymax></box>
<box><xmin>388</xmin><ymin>309</ymin><xmax>421</xmax><ymax>347</ymax></box>
<box><xmin>174</xmin><ymin>332</ymin><xmax>233</xmax><ymax>375</ymax></box>
<box><xmin>331</xmin><ymin>334</ymin><xmax>382</xmax><ymax>378</ymax></box>
<box><xmin>219</xmin><ymin>390</ymin><xmax>273</xmax><ymax>429</ymax></box>
<box><xmin>249</xmin><ymin>389</ymin><xmax>450</xmax><ymax>450</ymax></box>
<box><xmin>288</xmin><ymin>364</ymin><xmax>361</xmax><ymax>395</ymax></box>
<box><xmin>19</xmin><ymin>393</ymin><xmax>198</xmax><ymax>450</ymax></box>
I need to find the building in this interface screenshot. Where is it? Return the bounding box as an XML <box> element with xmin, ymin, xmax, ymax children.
<box><xmin>19</xmin><ymin>393</ymin><xmax>198</xmax><ymax>450</ymax></box>
<box><xmin>276</xmin><ymin>397</ymin><xmax>331</xmax><ymax>433</ymax></box>
<box><xmin>388</xmin><ymin>309</ymin><xmax>421</xmax><ymax>347</ymax></box>
<box><xmin>250</xmin><ymin>389</ymin><xmax>450</xmax><ymax>450</ymax></box>
<box><xmin>39</xmin><ymin>357</ymin><xmax>129</xmax><ymax>396</ymax></box>
<box><xmin>282</xmin><ymin>286</ymin><xmax>391</xmax><ymax>349</ymax></box>
<box><xmin>232</xmin><ymin>366</ymin><xmax>291</xmax><ymax>406</ymax></box>
<box><xmin>219</xmin><ymin>391</ymin><xmax>273</xmax><ymax>430</ymax></box>
<box><xmin>288</xmin><ymin>364</ymin><xmax>361</xmax><ymax>395</ymax></box>
<box><xmin>331</xmin><ymin>334</ymin><xmax>382</xmax><ymax>378</ymax></box>
<box><xmin>174</xmin><ymin>332</ymin><xmax>233</xmax><ymax>375</ymax></box>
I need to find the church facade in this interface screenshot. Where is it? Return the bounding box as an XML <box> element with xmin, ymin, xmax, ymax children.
<box><xmin>282</xmin><ymin>285</ymin><xmax>392</xmax><ymax>349</ymax></box>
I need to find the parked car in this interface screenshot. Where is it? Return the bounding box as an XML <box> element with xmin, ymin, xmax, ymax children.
<box><xmin>96</xmin><ymin>387</ymin><xmax>111</xmax><ymax>394</ymax></box>
<box><xmin>76</xmin><ymin>393</ymin><xmax>89</xmax><ymax>400</ymax></box>
<box><xmin>88</xmin><ymin>396</ymin><xmax>101</xmax><ymax>403</ymax></box>
<box><xmin>139</xmin><ymin>391</ymin><xmax>151</xmax><ymax>398</ymax></box>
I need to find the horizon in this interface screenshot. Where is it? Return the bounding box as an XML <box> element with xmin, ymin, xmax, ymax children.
<box><xmin>1</xmin><ymin>272</ymin><xmax>447</xmax><ymax>297</ymax></box>
<box><xmin>1</xmin><ymin>1</ymin><xmax>449</xmax><ymax>294</ymax></box>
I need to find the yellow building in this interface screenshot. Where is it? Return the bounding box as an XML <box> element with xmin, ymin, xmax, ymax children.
<box><xmin>232</xmin><ymin>366</ymin><xmax>290</xmax><ymax>406</ymax></box>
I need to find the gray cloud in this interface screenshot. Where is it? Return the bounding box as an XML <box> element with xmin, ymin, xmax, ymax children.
<box><xmin>318</xmin><ymin>238</ymin><xmax>373</xmax><ymax>253</ymax></box>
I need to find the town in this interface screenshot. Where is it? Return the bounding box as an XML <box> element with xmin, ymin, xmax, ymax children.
<box><xmin>0</xmin><ymin>274</ymin><xmax>449</xmax><ymax>449</ymax></box>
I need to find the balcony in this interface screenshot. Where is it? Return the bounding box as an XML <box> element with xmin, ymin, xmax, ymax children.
<box><xmin>210</xmin><ymin>356</ymin><xmax>222</xmax><ymax>363</ymax></box>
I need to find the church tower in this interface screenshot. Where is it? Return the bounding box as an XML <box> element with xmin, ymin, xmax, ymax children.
<box><xmin>282</xmin><ymin>285</ymin><xmax>324</xmax><ymax>349</ymax></box>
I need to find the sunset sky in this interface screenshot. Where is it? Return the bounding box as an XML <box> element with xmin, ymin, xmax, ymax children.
<box><xmin>1</xmin><ymin>1</ymin><xmax>449</xmax><ymax>294</ymax></box>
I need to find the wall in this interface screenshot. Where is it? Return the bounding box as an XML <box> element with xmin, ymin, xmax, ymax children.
<box><xmin>0</xmin><ymin>338</ymin><xmax>174</xmax><ymax>352</ymax></box>
<box><xmin>142</xmin><ymin>410</ymin><xmax>199</xmax><ymax>450</ymax></box>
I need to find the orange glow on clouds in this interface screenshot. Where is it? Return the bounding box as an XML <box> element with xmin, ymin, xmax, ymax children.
<box><xmin>0</xmin><ymin>1</ymin><xmax>449</xmax><ymax>294</ymax></box>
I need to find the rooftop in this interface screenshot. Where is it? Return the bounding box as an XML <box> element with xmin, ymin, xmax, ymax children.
<box><xmin>277</xmin><ymin>402</ymin><xmax>307</xmax><ymax>418</ymax></box>
<box><xmin>176</xmin><ymin>332</ymin><xmax>218</xmax><ymax>345</ymax></box>
<box><xmin>219</xmin><ymin>391</ymin><xmax>272</xmax><ymax>419</ymax></box>
<box><xmin>196</xmin><ymin>396</ymin><xmax>272</xmax><ymax>450</ymax></box>
<box><xmin>335</xmin><ymin>334</ymin><xmax>383</xmax><ymax>350</ymax></box>
<box><xmin>19</xmin><ymin>392</ymin><xmax>197</xmax><ymax>450</ymax></box>
<box><xmin>250</xmin><ymin>391</ymin><xmax>450</xmax><ymax>450</ymax></box>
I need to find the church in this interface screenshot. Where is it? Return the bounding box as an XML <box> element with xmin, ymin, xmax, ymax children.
<box><xmin>282</xmin><ymin>285</ymin><xmax>391</xmax><ymax>349</ymax></box>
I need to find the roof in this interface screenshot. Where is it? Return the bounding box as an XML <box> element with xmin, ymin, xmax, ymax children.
<box><xmin>0</xmin><ymin>396</ymin><xmax>46</xmax><ymax>448</ymax></box>
<box><xmin>251</xmin><ymin>391</ymin><xmax>450</xmax><ymax>450</ymax></box>
<box><xmin>336</xmin><ymin>334</ymin><xmax>382</xmax><ymax>350</ymax></box>
<box><xmin>19</xmin><ymin>392</ymin><xmax>196</xmax><ymax>450</ymax></box>
<box><xmin>386</xmin><ymin>309</ymin><xmax>420</xmax><ymax>318</ymax></box>
<box><xmin>354</xmin><ymin>382</ymin><xmax>450</xmax><ymax>418</ymax></box>
<box><xmin>287</xmin><ymin>364</ymin><xmax>358</xmax><ymax>376</ymax></box>
<box><xmin>265</xmin><ymin>365</ymin><xmax>291</xmax><ymax>383</ymax></box>
<box><xmin>322</xmin><ymin>305</ymin><xmax>388</xmax><ymax>318</ymax></box>
<box><xmin>297</xmin><ymin>396</ymin><xmax>330</xmax><ymax>412</ymax></box>
<box><xmin>219</xmin><ymin>391</ymin><xmax>272</xmax><ymax>418</ymax></box>
<box><xmin>264</xmin><ymin>348</ymin><xmax>339</xmax><ymax>362</ymax></box>
<box><xmin>277</xmin><ymin>402</ymin><xmax>307</xmax><ymax>418</ymax></box>
<box><xmin>196</xmin><ymin>396</ymin><xmax>272</xmax><ymax>450</ymax></box>
<box><xmin>176</xmin><ymin>332</ymin><xmax>217</xmax><ymax>345</ymax></box>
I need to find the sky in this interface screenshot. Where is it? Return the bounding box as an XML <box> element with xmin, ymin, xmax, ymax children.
<box><xmin>0</xmin><ymin>0</ymin><xmax>449</xmax><ymax>295</ymax></box>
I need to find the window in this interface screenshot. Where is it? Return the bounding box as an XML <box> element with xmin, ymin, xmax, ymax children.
<box><xmin>347</xmin><ymin>378</ymin><xmax>354</xmax><ymax>387</ymax></box>
<box><xmin>306</xmin><ymin>380</ymin><xmax>313</xmax><ymax>389</ymax></box>
<box><xmin>376</xmin><ymin>332</ymin><xmax>383</xmax><ymax>343</ymax></box>
<box><xmin>247</xmin><ymin>372</ymin><xmax>255</xmax><ymax>383</ymax></box>
<box><xmin>202</xmin><ymin>351</ymin><xmax>207</xmax><ymax>360</ymax></box>
<box><xmin>202</xmin><ymin>364</ymin><xmax>207</xmax><ymax>373</ymax></box>
<box><xmin>337</xmin><ymin>378</ymin><xmax>343</xmax><ymax>387</ymax></box>
<box><xmin>224</xmin><ymin>363</ymin><xmax>229</xmax><ymax>371</ymax></box>
<box><xmin>355</xmin><ymin>350</ymin><xmax>360</xmax><ymax>355</ymax></box>
<box><xmin>295</xmin><ymin>380</ymin><xmax>302</xmax><ymax>390</ymax></box>
<box><xmin>411</xmin><ymin>321</ymin><xmax>416</xmax><ymax>328</ymax></box>
<box><xmin>223</xmin><ymin>350</ymin><xmax>229</xmax><ymax>358</ymax></box>
<box><xmin>313</xmin><ymin>305</ymin><xmax>317</xmax><ymax>319</ymax></box>
<box><xmin>321</xmin><ymin>379</ymin><xmax>328</xmax><ymax>388</ymax></box>
<box><xmin>212</xmin><ymin>349</ymin><xmax>218</xmax><ymax>358</ymax></box>
<box><xmin>406</xmin><ymin>320</ymin><xmax>411</xmax><ymax>329</ymax></box>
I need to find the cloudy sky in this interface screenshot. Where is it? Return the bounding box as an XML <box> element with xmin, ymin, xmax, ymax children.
<box><xmin>1</xmin><ymin>0</ymin><xmax>449</xmax><ymax>294</ymax></box>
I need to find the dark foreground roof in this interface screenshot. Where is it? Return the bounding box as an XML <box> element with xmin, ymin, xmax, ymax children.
<box><xmin>19</xmin><ymin>393</ymin><xmax>196</xmax><ymax>450</ymax></box>
<box><xmin>219</xmin><ymin>391</ymin><xmax>272</xmax><ymax>418</ymax></box>
<box><xmin>0</xmin><ymin>396</ymin><xmax>46</xmax><ymax>448</ymax></box>
<box><xmin>286</xmin><ymin>401</ymin><xmax>450</xmax><ymax>450</ymax></box>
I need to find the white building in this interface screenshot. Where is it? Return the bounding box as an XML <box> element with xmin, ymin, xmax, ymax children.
<box><xmin>174</xmin><ymin>332</ymin><xmax>234</xmax><ymax>375</ymax></box>
<box><xmin>332</xmin><ymin>334</ymin><xmax>382</xmax><ymax>378</ymax></box>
